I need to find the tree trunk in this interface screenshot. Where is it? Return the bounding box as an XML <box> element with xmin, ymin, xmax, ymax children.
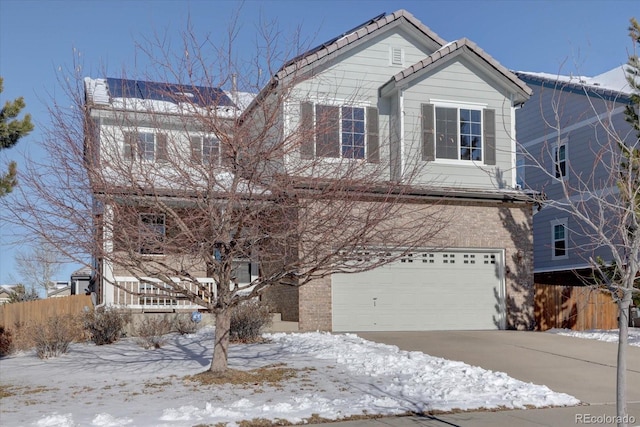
<box><xmin>616</xmin><ymin>288</ymin><xmax>632</xmax><ymax>427</ymax></box>
<box><xmin>210</xmin><ymin>305</ymin><xmax>231</xmax><ymax>373</ymax></box>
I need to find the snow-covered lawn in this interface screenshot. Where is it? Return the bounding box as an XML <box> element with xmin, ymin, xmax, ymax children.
<box><xmin>548</xmin><ymin>328</ymin><xmax>640</xmax><ymax>346</ymax></box>
<box><xmin>0</xmin><ymin>328</ymin><xmax>579</xmax><ymax>426</ymax></box>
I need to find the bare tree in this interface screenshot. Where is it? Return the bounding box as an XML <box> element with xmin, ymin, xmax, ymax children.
<box><xmin>14</xmin><ymin>239</ymin><xmax>62</xmax><ymax>296</ymax></box>
<box><xmin>519</xmin><ymin>19</ymin><xmax>639</xmax><ymax>426</ymax></box>
<box><xmin>2</xmin><ymin>20</ymin><xmax>449</xmax><ymax>373</ymax></box>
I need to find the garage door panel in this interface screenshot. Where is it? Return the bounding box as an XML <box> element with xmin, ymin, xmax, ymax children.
<box><xmin>332</xmin><ymin>250</ymin><xmax>504</xmax><ymax>331</ymax></box>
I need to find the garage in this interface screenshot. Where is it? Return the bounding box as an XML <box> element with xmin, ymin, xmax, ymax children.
<box><xmin>332</xmin><ymin>250</ymin><xmax>505</xmax><ymax>331</ymax></box>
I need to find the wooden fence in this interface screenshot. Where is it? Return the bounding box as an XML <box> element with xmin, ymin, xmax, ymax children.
<box><xmin>535</xmin><ymin>284</ymin><xmax>618</xmax><ymax>331</ymax></box>
<box><xmin>0</xmin><ymin>295</ymin><xmax>93</xmax><ymax>328</ymax></box>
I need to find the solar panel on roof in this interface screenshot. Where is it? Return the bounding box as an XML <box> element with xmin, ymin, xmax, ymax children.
<box><xmin>105</xmin><ymin>77</ymin><xmax>235</xmax><ymax>108</ymax></box>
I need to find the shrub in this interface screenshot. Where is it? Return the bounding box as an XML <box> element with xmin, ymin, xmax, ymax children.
<box><xmin>32</xmin><ymin>314</ymin><xmax>81</xmax><ymax>359</ymax></box>
<box><xmin>0</xmin><ymin>326</ymin><xmax>13</xmax><ymax>357</ymax></box>
<box><xmin>229</xmin><ymin>300</ymin><xmax>272</xmax><ymax>343</ymax></box>
<box><xmin>83</xmin><ymin>306</ymin><xmax>129</xmax><ymax>345</ymax></box>
<box><xmin>135</xmin><ymin>315</ymin><xmax>171</xmax><ymax>349</ymax></box>
<box><xmin>172</xmin><ymin>313</ymin><xmax>199</xmax><ymax>335</ymax></box>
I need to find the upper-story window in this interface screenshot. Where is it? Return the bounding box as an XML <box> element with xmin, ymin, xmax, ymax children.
<box><xmin>553</xmin><ymin>139</ymin><xmax>568</xmax><ymax>180</ymax></box>
<box><xmin>300</xmin><ymin>102</ymin><xmax>379</xmax><ymax>162</ymax></box>
<box><xmin>123</xmin><ymin>131</ymin><xmax>168</xmax><ymax>163</ymax></box>
<box><xmin>421</xmin><ymin>103</ymin><xmax>496</xmax><ymax>165</ymax></box>
<box><xmin>190</xmin><ymin>135</ymin><xmax>220</xmax><ymax>165</ymax></box>
<box><xmin>341</xmin><ymin>106</ymin><xmax>365</xmax><ymax>159</ymax></box>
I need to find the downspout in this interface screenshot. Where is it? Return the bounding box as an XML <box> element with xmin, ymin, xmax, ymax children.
<box><xmin>96</xmin><ymin>203</ymin><xmax>115</xmax><ymax>309</ymax></box>
<box><xmin>399</xmin><ymin>87</ymin><xmax>406</xmax><ymax>181</ymax></box>
<box><xmin>510</xmin><ymin>93</ymin><xmax>518</xmax><ymax>189</ymax></box>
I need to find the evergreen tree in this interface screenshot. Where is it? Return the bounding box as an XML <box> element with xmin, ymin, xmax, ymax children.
<box><xmin>7</xmin><ymin>284</ymin><xmax>40</xmax><ymax>303</ymax></box>
<box><xmin>0</xmin><ymin>77</ymin><xmax>34</xmax><ymax>196</ymax></box>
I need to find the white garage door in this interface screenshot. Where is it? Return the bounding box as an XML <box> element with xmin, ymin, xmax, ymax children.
<box><xmin>332</xmin><ymin>250</ymin><xmax>504</xmax><ymax>331</ymax></box>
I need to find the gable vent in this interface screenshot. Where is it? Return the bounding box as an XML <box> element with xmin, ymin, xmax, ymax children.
<box><xmin>391</xmin><ymin>47</ymin><xmax>404</xmax><ymax>66</ymax></box>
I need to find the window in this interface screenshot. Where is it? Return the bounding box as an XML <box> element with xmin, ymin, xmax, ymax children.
<box><xmin>232</xmin><ymin>260</ymin><xmax>252</xmax><ymax>284</ymax></box>
<box><xmin>139</xmin><ymin>213</ymin><xmax>166</xmax><ymax>255</ymax></box>
<box><xmin>341</xmin><ymin>106</ymin><xmax>365</xmax><ymax>159</ymax></box>
<box><xmin>436</xmin><ymin>107</ymin><xmax>482</xmax><ymax>161</ymax></box>
<box><xmin>421</xmin><ymin>103</ymin><xmax>495</xmax><ymax>165</ymax></box>
<box><xmin>300</xmin><ymin>102</ymin><xmax>379</xmax><ymax>162</ymax></box>
<box><xmin>190</xmin><ymin>135</ymin><xmax>220</xmax><ymax>165</ymax></box>
<box><xmin>551</xmin><ymin>218</ymin><xmax>568</xmax><ymax>259</ymax></box>
<box><xmin>123</xmin><ymin>131</ymin><xmax>167</xmax><ymax>162</ymax></box>
<box><xmin>554</xmin><ymin>140</ymin><xmax>568</xmax><ymax>179</ymax></box>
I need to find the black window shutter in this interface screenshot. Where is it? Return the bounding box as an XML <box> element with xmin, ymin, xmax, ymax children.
<box><xmin>123</xmin><ymin>132</ymin><xmax>135</xmax><ymax>161</ymax></box>
<box><xmin>484</xmin><ymin>109</ymin><xmax>496</xmax><ymax>165</ymax></box>
<box><xmin>190</xmin><ymin>136</ymin><xmax>202</xmax><ymax>163</ymax></box>
<box><xmin>156</xmin><ymin>133</ymin><xmax>168</xmax><ymax>162</ymax></box>
<box><xmin>421</xmin><ymin>104</ymin><xmax>435</xmax><ymax>161</ymax></box>
<box><xmin>300</xmin><ymin>102</ymin><xmax>314</xmax><ymax>159</ymax></box>
<box><xmin>316</xmin><ymin>105</ymin><xmax>340</xmax><ymax>158</ymax></box>
<box><xmin>366</xmin><ymin>106</ymin><xmax>379</xmax><ymax>163</ymax></box>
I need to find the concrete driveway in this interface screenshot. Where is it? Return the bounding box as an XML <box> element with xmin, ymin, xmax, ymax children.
<box><xmin>348</xmin><ymin>330</ymin><xmax>640</xmax><ymax>426</ymax></box>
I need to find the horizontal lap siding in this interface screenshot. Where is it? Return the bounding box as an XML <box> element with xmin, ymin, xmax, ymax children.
<box><xmin>293</xmin><ymin>30</ymin><xmax>435</xmax><ymax>104</ymax></box>
<box><xmin>403</xmin><ymin>60</ymin><xmax>515</xmax><ymax>188</ymax></box>
<box><xmin>518</xmin><ymin>83</ymin><xmax>628</xmax><ymax>272</ymax></box>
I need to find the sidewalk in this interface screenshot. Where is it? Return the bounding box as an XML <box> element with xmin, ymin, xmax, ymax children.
<box><xmin>328</xmin><ymin>403</ymin><xmax>640</xmax><ymax>427</ymax></box>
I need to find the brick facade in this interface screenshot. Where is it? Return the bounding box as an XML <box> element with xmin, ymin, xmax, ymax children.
<box><xmin>295</xmin><ymin>200</ymin><xmax>534</xmax><ymax>331</ymax></box>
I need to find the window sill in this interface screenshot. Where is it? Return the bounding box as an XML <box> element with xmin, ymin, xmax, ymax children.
<box><xmin>430</xmin><ymin>159</ymin><xmax>487</xmax><ymax>166</ymax></box>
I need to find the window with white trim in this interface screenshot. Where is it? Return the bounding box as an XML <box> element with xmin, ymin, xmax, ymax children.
<box><xmin>190</xmin><ymin>135</ymin><xmax>220</xmax><ymax>165</ymax></box>
<box><xmin>421</xmin><ymin>103</ymin><xmax>496</xmax><ymax>165</ymax></box>
<box><xmin>553</xmin><ymin>139</ymin><xmax>568</xmax><ymax>180</ymax></box>
<box><xmin>300</xmin><ymin>102</ymin><xmax>379</xmax><ymax>162</ymax></box>
<box><xmin>551</xmin><ymin>218</ymin><xmax>568</xmax><ymax>259</ymax></box>
<box><xmin>437</xmin><ymin>107</ymin><xmax>482</xmax><ymax>160</ymax></box>
<box><xmin>123</xmin><ymin>131</ymin><xmax>168</xmax><ymax>162</ymax></box>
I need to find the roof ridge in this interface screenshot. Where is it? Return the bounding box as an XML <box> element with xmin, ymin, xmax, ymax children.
<box><xmin>276</xmin><ymin>9</ymin><xmax>446</xmax><ymax>79</ymax></box>
<box><xmin>386</xmin><ymin>36</ymin><xmax>531</xmax><ymax>97</ymax></box>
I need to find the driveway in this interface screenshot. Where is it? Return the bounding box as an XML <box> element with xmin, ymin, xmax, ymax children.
<box><xmin>317</xmin><ymin>331</ymin><xmax>640</xmax><ymax>426</ymax></box>
<box><xmin>358</xmin><ymin>330</ymin><xmax>640</xmax><ymax>405</ymax></box>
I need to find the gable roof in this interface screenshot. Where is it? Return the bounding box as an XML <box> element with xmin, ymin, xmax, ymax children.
<box><xmin>276</xmin><ymin>9</ymin><xmax>446</xmax><ymax>80</ymax></box>
<box><xmin>515</xmin><ymin>66</ymin><xmax>634</xmax><ymax>102</ymax></box>
<box><xmin>380</xmin><ymin>38</ymin><xmax>532</xmax><ymax>104</ymax></box>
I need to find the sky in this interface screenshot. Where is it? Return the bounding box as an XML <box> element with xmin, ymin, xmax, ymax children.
<box><xmin>0</xmin><ymin>0</ymin><xmax>638</xmax><ymax>285</ymax></box>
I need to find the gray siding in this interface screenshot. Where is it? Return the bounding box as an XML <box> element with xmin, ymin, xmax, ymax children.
<box><xmin>517</xmin><ymin>80</ymin><xmax>631</xmax><ymax>272</ymax></box>
<box><xmin>286</xmin><ymin>27</ymin><xmax>519</xmax><ymax>190</ymax></box>
<box><xmin>401</xmin><ymin>58</ymin><xmax>516</xmax><ymax>188</ymax></box>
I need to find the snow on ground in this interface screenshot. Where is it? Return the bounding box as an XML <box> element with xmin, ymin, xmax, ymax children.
<box><xmin>0</xmin><ymin>328</ymin><xmax>579</xmax><ymax>426</ymax></box>
<box><xmin>548</xmin><ymin>328</ymin><xmax>640</xmax><ymax>347</ymax></box>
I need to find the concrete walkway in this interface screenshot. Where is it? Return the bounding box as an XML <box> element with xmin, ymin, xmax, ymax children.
<box><xmin>330</xmin><ymin>330</ymin><xmax>640</xmax><ymax>426</ymax></box>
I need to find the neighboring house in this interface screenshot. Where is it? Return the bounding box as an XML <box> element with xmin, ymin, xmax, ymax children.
<box><xmin>48</xmin><ymin>282</ymin><xmax>72</xmax><ymax>298</ymax></box>
<box><xmin>0</xmin><ymin>285</ymin><xmax>16</xmax><ymax>305</ymax></box>
<box><xmin>70</xmin><ymin>267</ymin><xmax>92</xmax><ymax>296</ymax></box>
<box><xmin>86</xmin><ymin>10</ymin><xmax>536</xmax><ymax>331</ymax></box>
<box><xmin>515</xmin><ymin>67</ymin><xmax>634</xmax><ymax>286</ymax></box>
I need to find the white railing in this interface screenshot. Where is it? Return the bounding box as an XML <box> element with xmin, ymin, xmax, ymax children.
<box><xmin>113</xmin><ymin>278</ymin><xmax>215</xmax><ymax>310</ymax></box>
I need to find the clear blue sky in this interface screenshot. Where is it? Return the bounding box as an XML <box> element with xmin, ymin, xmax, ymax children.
<box><xmin>0</xmin><ymin>0</ymin><xmax>637</xmax><ymax>285</ymax></box>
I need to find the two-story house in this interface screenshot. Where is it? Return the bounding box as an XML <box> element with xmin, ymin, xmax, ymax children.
<box><xmin>85</xmin><ymin>10</ymin><xmax>535</xmax><ymax>332</ymax></box>
<box><xmin>515</xmin><ymin>67</ymin><xmax>635</xmax><ymax>287</ymax></box>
